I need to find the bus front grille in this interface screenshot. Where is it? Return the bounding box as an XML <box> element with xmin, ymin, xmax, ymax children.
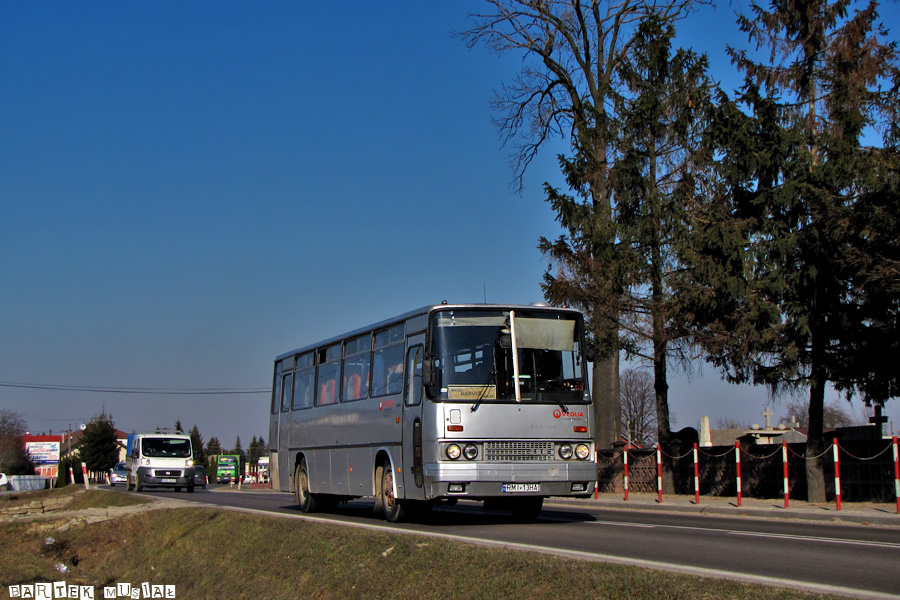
<box><xmin>484</xmin><ymin>441</ymin><xmax>555</xmax><ymax>461</ymax></box>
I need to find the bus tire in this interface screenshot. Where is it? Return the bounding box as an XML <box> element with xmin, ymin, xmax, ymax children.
<box><xmin>381</xmin><ymin>461</ymin><xmax>405</xmax><ymax>523</ymax></box>
<box><xmin>509</xmin><ymin>497</ymin><xmax>543</xmax><ymax>522</ymax></box>
<box><xmin>373</xmin><ymin>464</ymin><xmax>385</xmax><ymax>515</ymax></box>
<box><xmin>294</xmin><ymin>460</ymin><xmax>318</xmax><ymax>513</ymax></box>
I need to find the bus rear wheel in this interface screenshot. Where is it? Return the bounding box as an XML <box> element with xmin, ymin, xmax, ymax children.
<box><xmin>381</xmin><ymin>461</ymin><xmax>405</xmax><ymax>523</ymax></box>
<box><xmin>294</xmin><ymin>460</ymin><xmax>318</xmax><ymax>513</ymax></box>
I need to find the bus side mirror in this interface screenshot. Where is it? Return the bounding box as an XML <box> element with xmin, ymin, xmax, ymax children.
<box><xmin>422</xmin><ymin>357</ymin><xmax>435</xmax><ymax>387</ymax></box>
<box><xmin>584</xmin><ymin>341</ymin><xmax>597</xmax><ymax>363</ymax></box>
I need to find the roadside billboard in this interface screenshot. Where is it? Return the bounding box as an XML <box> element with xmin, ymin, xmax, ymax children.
<box><xmin>25</xmin><ymin>441</ymin><xmax>60</xmax><ymax>465</ymax></box>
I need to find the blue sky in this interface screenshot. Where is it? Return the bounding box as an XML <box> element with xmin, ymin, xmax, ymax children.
<box><xmin>2</xmin><ymin>1</ymin><xmax>897</xmax><ymax>448</ymax></box>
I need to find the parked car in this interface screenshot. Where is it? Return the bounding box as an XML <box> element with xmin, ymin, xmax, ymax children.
<box><xmin>193</xmin><ymin>466</ymin><xmax>207</xmax><ymax>489</ymax></box>
<box><xmin>109</xmin><ymin>462</ymin><xmax>128</xmax><ymax>486</ymax></box>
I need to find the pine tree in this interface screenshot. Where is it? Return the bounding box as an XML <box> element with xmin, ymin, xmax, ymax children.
<box><xmin>677</xmin><ymin>0</ymin><xmax>899</xmax><ymax>501</ymax></box>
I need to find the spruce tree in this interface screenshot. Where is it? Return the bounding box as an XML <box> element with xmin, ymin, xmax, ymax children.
<box><xmin>461</xmin><ymin>0</ymin><xmax>702</xmax><ymax>449</ymax></box>
<box><xmin>677</xmin><ymin>0</ymin><xmax>899</xmax><ymax>501</ymax></box>
<box><xmin>611</xmin><ymin>14</ymin><xmax>712</xmax><ymax>489</ymax></box>
<box><xmin>78</xmin><ymin>411</ymin><xmax>119</xmax><ymax>475</ymax></box>
<box><xmin>189</xmin><ymin>424</ymin><xmax>206</xmax><ymax>467</ymax></box>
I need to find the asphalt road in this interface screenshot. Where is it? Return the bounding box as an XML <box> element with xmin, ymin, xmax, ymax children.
<box><xmin>113</xmin><ymin>485</ymin><xmax>900</xmax><ymax>599</ymax></box>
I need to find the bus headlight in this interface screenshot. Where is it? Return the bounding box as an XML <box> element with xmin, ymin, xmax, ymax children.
<box><xmin>558</xmin><ymin>444</ymin><xmax>574</xmax><ymax>460</ymax></box>
<box><xmin>463</xmin><ymin>444</ymin><xmax>478</xmax><ymax>460</ymax></box>
<box><xmin>446</xmin><ymin>444</ymin><xmax>461</xmax><ymax>460</ymax></box>
<box><xmin>575</xmin><ymin>444</ymin><xmax>591</xmax><ymax>460</ymax></box>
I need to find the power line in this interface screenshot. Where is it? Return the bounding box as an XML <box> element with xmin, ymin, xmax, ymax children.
<box><xmin>0</xmin><ymin>381</ymin><xmax>270</xmax><ymax>395</ymax></box>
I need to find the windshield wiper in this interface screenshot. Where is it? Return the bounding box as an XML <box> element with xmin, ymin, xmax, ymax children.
<box><xmin>471</xmin><ymin>369</ymin><xmax>496</xmax><ymax>413</ymax></box>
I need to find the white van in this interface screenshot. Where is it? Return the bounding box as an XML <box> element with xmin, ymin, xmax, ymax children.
<box><xmin>126</xmin><ymin>432</ymin><xmax>196</xmax><ymax>493</ymax></box>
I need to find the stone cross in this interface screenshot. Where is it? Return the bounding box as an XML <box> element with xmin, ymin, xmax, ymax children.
<box><xmin>762</xmin><ymin>406</ymin><xmax>774</xmax><ymax>429</ymax></box>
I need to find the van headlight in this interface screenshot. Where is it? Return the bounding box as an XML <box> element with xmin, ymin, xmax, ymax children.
<box><xmin>185</xmin><ymin>459</ymin><xmax>194</xmax><ymax>467</ymax></box>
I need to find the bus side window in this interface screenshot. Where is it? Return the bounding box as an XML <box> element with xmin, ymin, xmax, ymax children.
<box><xmin>281</xmin><ymin>373</ymin><xmax>293</xmax><ymax>413</ymax></box>
<box><xmin>405</xmin><ymin>345</ymin><xmax>423</xmax><ymax>406</ymax></box>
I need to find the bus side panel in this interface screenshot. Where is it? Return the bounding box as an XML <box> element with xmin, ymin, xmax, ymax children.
<box><xmin>291</xmin><ymin>396</ymin><xmax>402</xmax><ymax>497</ymax></box>
<box><xmin>347</xmin><ymin>446</ymin><xmax>376</xmax><ymax>495</ymax></box>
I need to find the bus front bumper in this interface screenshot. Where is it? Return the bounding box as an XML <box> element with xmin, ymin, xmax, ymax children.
<box><xmin>423</xmin><ymin>461</ymin><xmax>597</xmax><ymax>499</ymax></box>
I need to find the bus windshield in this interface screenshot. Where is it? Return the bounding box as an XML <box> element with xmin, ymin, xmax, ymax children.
<box><xmin>427</xmin><ymin>309</ymin><xmax>589</xmax><ymax>405</ymax></box>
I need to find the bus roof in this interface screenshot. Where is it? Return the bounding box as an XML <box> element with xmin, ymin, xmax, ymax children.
<box><xmin>274</xmin><ymin>303</ymin><xmax>583</xmax><ymax>363</ymax></box>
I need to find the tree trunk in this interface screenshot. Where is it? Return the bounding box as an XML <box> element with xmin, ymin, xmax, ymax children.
<box><xmin>592</xmin><ymin>352</ymin><xmax>621</xmax><ymax>450</ymax></box>
<box><xmin>805</xmin><ymin>347</ymin><xmax>827</xmax><ymax>503</ymax></box>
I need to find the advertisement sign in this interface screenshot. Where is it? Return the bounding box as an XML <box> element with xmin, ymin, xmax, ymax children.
<box><xmin>25</xmin><ymin>441</ymin><xmax>60</xmax><ymax>464</ymax></box>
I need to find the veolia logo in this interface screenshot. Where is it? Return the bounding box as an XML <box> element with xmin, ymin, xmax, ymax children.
<box><xmin>553</xmin><ymin>410</ymin><xmax>585</xmax><ymax>418</ymax></box>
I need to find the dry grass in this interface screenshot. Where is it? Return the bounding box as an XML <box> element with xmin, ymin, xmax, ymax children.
<box><xmin>1</xmin><ymin>502</ymin><xmax>844</xmax><ymax>600</ymax></box>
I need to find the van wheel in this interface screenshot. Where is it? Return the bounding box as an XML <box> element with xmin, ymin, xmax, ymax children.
<box><xmin>381</xmin><ymin>461</ymin><xmax>405</xmax><ymax>523</ymax></box>
<box><xmin>294</xmin><ymin>460</ymin><xmax>318</xmax><ymax>513</ymax></box>
<box><xmin>135</xmin><ymin>476</ymin><xmax>143</xmax><ymax>493</ymax></box>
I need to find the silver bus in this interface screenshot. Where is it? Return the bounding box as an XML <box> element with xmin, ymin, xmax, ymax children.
<box><xmin>269</xmin><ymin>303</ymin><xmax>597</xmax><ymax>522</ymax></box>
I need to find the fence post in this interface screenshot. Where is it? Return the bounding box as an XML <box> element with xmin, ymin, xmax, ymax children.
<box><xmin>68</xmin><ymin>465</ymin><xmax>74</xmax><ymax>487</ymax></box>
<box><xmin>782</xmin><ymin>441</ymin><xmax>790</xmax><ymax>509</ymax></box>
<box><xmin>893</xmin><ymin>437</ymin><xmax>899</xmax><ymax>515</ymax></box>
<box><xmin>833</xmin><ymin>438</ymin><xmax>842</xmax><ymax>511</ymax></box>
<box><xmin>81</xmin><ymin>462</ymin><xmax>90</xmax><ymax>490</ymax></box>
<box><xmin>656</xmin><ymin>444</ymin><xmax>663</xmax><ymax>504</ymax></box>
<box><xmin>693</xmin><ymin>443</ymin><xmax>700</xmax><ymax>504</ymax></box>
<box><xmin>623</xmin><ymin>443</ymin><xmax>630</xmax><ymax>501</ymax></box>
<box><xmin>594</xmin><ymin>448</ymin><xmax>600</xmax><ymax>499</ymax></box>
<box><xmin>735</xmin><ymin>441</ymin><xmax>742</xmax><ymax>507</ymax></box>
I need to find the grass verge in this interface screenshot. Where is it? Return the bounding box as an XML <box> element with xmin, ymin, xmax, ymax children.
<box><xmin>1</xmin><ymin>503</ymin><xmax>844</xmax><ymax>600</ymax></box>
<box><xmin>1</xmin><ymin>486</ymin><xmax>149</xmax><ymax>511</ymax></box>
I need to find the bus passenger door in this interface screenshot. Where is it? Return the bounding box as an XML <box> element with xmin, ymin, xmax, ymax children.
<box><xmin>402</xmin><ymin>335</ymin><xmax>426</xmax><ymax>500</ymax></box>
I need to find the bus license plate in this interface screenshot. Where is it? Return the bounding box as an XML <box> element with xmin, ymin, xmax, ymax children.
<box><xmin>502</xmin><ymin>483</ymin><xmax>540</xmax><ymax>493</ymax></box>
<box><xmin>161</xmin><ymin>478</ymin><xmax>176</xmax><ymax>483</ymax></box>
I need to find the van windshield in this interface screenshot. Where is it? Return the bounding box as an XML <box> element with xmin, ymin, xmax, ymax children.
<box><xmin>427</xmin><ymin>308</ymin><xmax>589</xmax><ymax>405</ymax></box>
<box><xmin>141</xmin><ymin>438</ymin><xmax>192</xmax><ymax>458</ymax></box>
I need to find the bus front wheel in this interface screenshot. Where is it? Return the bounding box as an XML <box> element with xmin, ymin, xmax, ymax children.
<box><xmin>381</xmin><ymin>461</ymin><xmax>405</xmax><ymax>523</ymax></box>
<box><xmin>294</xmin><ymin>460</ymin><xmax>318</xmax><ymax>513</ymax></box>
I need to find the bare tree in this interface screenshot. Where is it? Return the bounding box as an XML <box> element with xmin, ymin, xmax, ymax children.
<box><xmin>782</xmin><ymin>398</ymin><xmax>868</xmax><ymax>429</ymax></box>
<box><xmin>0</xmin><ymin>409</ymin><xmax>35</xmax><ymax>475</ymax></box>
<box><xmin>620</xmin><ymin>369</ymin><xmax>657</xmax><ymax>446</ymax></box>
<box><xmin>714</xmin><ymin>417</ymin><xmax>748</xmax><ymax>430</ymax></box>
